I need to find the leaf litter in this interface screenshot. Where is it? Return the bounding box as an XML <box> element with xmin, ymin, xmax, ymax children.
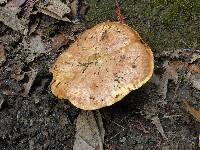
<box><xmin>51</xmin><ymin>33</ymin><xmax>69</xmax><ymax>51</ymax></box>
<box><xmin>0</xmin><ymin>43</ymin><xmax>6</xmax><ymax>66</ymax></box>
<box><xmin>73</xmin><ymin>110</ymin><xmax>105</xmax><ymax>150</ymax></box>
<box><xmin>154</xmin><ymin>49</ymin><xmax>200</xmax><ymax>100</ymax></box>
<box><xmin>0</xmin><ymin>0</ymin><xmax>28</xmax><ymax>34</ymax></box>
<box><xmin>151</xmin><ymin>115</ymin><xmax>167</xmax><ymax>141</ymax></box>
<box><xmin>36</xmin><ymin>0</ymin><xmax>71</xmax><ymax>22</ymax></box>
<box><xmin>0</xmin><ymin>0</ymin><xmax>199</xmax><ymax>149</ymax></box>
<box><xmin>21</xmin><ymin>68</ymin><xmax>38</xmax><ymax>97</ymax></box>
<box><xmin>183</xmin><ymin>100</ymin><xmax>200</xmax><ymax>123</ymax></box>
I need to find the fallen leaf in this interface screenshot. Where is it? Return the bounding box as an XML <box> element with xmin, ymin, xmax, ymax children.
<box><xmin>156</xmin><ymin>49</ymin><xmax>200</xmax><ymax>64</ymax></box>
<box><xmin>188</xmin><ymin>64</ymin><xmax>200</xmax><ymax>74</ymax></box>
<box><xmin>0</xmin><ymin>28</ymin><xmax>21</xmax><ymax>45</ymax></box>
<box><xmin>0</xmin><ymin>0</ymin><xmax>28</xmax><ymax>34</ymax></box>
<box><xmin>79</xmin><ymin>1</ymin><xmax>89</xmax><ymax>17</ymax></box>
<box><xmin>23</xmin><ymin>0</ymin><xmax>39</xmax><ymax>18</ymax></box>
<box><xmin>183</xmin><ymin>100</ymin><xmax>200</xmax><ymax>123</ymax></box>
<box><xmin>70</xmin><ymin>0</ymin><xmax>79</xmax><ymax>19</ymax></box>
<box><xmin>187</xmin><ymin>64</ymin><xmax>200</xmax><ymax>91</ymax></box>
<box><xmin>22</xmin><ymin>68</ymin><xmax>38</xmax><ymax>97</ymax></box>
<box><xmin>10</xmin><ymin>61</ymin><xmax>25</xmax><ymax>81</ymax></box>
<box><xmin>51</xmin><ymin>33</ymin><xmax>69</xmax><ymax>50</ymax></box>
<box><xmin>73</xmin><ymin>110</ymin><xmax>105</xmax><ymax>150</ymax></box>
<box><xmin>151</xmin><ymin>115</ymin><xmax>167</xmax><ymax>141</ymax></box>
<box><xmin>23</xmin><ymin>34</ymin><xmax>51</xmax><ymax>62</ymax></box>
<box><xmin>0</xmin><ymin>43</ymin><xmax>6</xmax><ymax>66</ymax></box>
<box><xmin>28</xmin><ymin>17</ymin><xmax>40</xmax><ymax>35</ymax></box>
<box><xmin>190</xmin><ymin>77</ymin><xmax>200</xmax><ymax>91</ymax></box>
<box><xmin>36</xmin><ymin>0</ymin><xmax>71</xmax><ymax>22</ymax></box>
<box><xmin>158</xmin><ymin>61</ymin><xmax>188</xmax><ymax>99</ymax></box>
<box><xmin>28</xmin><ymin>35</ymin><xmax>47</xmax><ymax>53</ymax></box>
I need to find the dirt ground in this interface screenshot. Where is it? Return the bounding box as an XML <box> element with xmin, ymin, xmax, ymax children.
<box><xmin>0</xmin><ymin>0</ymin><xmax>200</xmax><ymax>150</ymax></box>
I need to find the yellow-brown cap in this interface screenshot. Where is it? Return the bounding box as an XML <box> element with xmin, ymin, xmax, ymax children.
<box><xmin>50</xmin><ymin>22</ymin><xmax>154</xmax><ymax>110</ymax></box>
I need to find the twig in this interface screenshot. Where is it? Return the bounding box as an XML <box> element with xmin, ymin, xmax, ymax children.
<box><xmin>114</xmin><ymin>0</ymin><xmax>125</xmax><ymax>24</ymax></box>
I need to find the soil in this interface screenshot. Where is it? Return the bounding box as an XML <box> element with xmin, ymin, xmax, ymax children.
<box><xmin>0</xmin><ymin>0</ymin><xmax>200</xmax><ymax>150</ymax></box>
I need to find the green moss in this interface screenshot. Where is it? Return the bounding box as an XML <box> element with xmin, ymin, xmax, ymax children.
<box><xmin>86</xmin><ymin>0</ymin><xmax>200</xmax><ymax>52</ymax></box>
<box><xmin>85</xmin><ymin>0</ymin><xmax>116</xmax><ymax>26</ymax></box>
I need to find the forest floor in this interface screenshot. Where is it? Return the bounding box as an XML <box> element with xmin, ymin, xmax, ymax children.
<box><xmin>0</xmin><ymin>0</ymin><xmax>200</xmax><ymax>149</ymax></box>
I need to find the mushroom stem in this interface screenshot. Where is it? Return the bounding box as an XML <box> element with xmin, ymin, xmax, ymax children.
<box><xmin>114</xmin><ymin>0</ymin><xmax>125</xmax><ymax>24</ymax></box>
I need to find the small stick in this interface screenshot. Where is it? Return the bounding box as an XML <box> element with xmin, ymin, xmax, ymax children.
<box><xmin>114</xmin><ymin>0</ymin><xmax>125</xmax><ymax>24</ymax></box>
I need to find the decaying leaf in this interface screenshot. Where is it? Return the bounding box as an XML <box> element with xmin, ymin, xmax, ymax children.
<box><xmin>70</xmin><ymin>0</ymin><xmax>79</xmax><ymax>19</ymax></box>
<box><xmin>187</xmin><ymin>64</ymin><xmax>200</xmax><ymax>91</ymax></box>
<box><xmin>0</xmin><ymin>43</ymin><xmax>6</xmax><ymax>66</ymax></box>
<box><xmin>28</xmin><ymin>17</ymin><xmax>40</xmax><ymax>35</ymax></box>
<box><xmin>22</xmin><ymin>68</ymin><xmax>38</xmax><ymax>97</ymax></box>
<box><xmin>73</xmin><ymin>110</ymin><xmax>105</xmax><ymax>150</ymax></box>
<box><xmin>79</xmin><ymin>1</ymin><xmax>89</xmax><ymax>17</ymax></box>
<box><xmin>156</xmin><ymin>49</ymin><xmax>200</xmax><ymax>64</ymax></box>
<box><xmin>0</xmin><ymin>0</ymin><xmax>28</xmax><ymax>34</ymax></box>
<box><xmin>158</xmin><ymin>61</ymin><xmax>188</xmax><ymax>99</ymax></box>
<box><xmin>28</xmin><ymin>35</ymin><xmax>48</xmax><ymax>53</ymax></box>
<box><xmin>155</xmin><ymin>49</ymin><xmax>200</xmax><ymax>99</ymax></box>
<box><xmin>23</xmin><ymin>0</ymin><xmax>39</xmax><ymax>18</ymax></box>
<box><xmin>183</xmin><ymin>100</ymin><xmax>200</xmax><ymax>123</ymax></box>
<box><xmin>151</xmin><ymin>116</ymin><xmax>167</xmax><ymax>141</ymax></box>
<box><xmin>51</xmin><ymin>33</ymin><xmax>69</xmax><ymax>51</ymax></box>
<box><xmin>23</xmin><ymin>34</ymin><xmax>51</xmax><ymax>62</ymax></box>
<box><xmin>36</xmin><ymin>0</ymin><xmax>71</xmax><ymax>22</ymax></box>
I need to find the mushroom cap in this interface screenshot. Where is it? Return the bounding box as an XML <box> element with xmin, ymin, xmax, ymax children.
<box><xmin>50</xmin><ymin>22</ymin><xmax>154</xmax><ymax>110</ymax></box>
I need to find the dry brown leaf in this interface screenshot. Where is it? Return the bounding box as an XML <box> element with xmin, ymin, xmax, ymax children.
<box><xmin>73</xmin><ymin>110</ymin><xmax>105</xmax><ymax>150</ymax></box>
<box><xmin>28</xmin><ymin>17</ymin><xmax>40</xmax><ymax>35</ymax></box>
<box><xmin>151</xmin><ymin>116</ymin><xmax>167</xmax><ymax>140</ymax></box>
<box><xmin>36</xmin><ymin>0</ymin><xmax>71</xmax><ymax>22</ymax></box>
<box><xmin>156</xmin><ymin>49</ymin><xmax>200</xmax><ymax>64</ymax></box>
<box><xmin>188</xmin><ymin>64</ymin><xmax>200</xmax><ymax>74</ymax></box>
<box><xmin>187</xmin><ymin>64</ymin><xmax>200</xmax><ymax>91</ymax></box>
<box><xmin>158</xmin><ymin>61</ymin><xmax>188</xmax><ymax>99</ymax></box>
<box><xmin>189</xmin><ymin>77</ymin><xmax>200</xmax><ymax>91</ymax></box>
<box><xmin>0</xmin><ymin>0</ymin><xmax>28</xmax><ymax>34</ymax></box>
<box><xmin>79</xmin><ymin>2</ymin><xmax>89</xmax><ymax>17</ymax></box>
<box><xmin>23</xmin><ymin>0</ymin><xmax>39</xmax><ymax>18</ymax></box>
<box><xmin>51</xmin><ymin>33</ymin><xmax>69</xmax><ymax>51</ymax></box>
<box><xmin>22</xmin><ymin>68</ymin><xmax>38</xmax><ymax>97</ymax></box>
<box><xmin>23</xmin><ymin>34</ymin><xmax>51</xmax><ymax>62</ymax></box>
<box><xmin>70</xmin><ymin>0</ymin><xmax>79</xmax><ymax>19</ymax></box>
<box><xmin>0</xmin><ymin>43</ymin><xmax>6</xmax><ymax>66</ymax></box>
<box><xmin>183</xmin><ymin>100</ymin><xmax>200</xmax><ymax>123</ymax></box>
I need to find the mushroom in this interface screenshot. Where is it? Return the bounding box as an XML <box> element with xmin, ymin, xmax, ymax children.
<box><xmin>50</xmin><ymin>21</ymin><xmax>154</xmax><ymax>110</ymax></box>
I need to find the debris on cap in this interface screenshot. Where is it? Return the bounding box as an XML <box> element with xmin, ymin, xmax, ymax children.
<box><xmin>50</xmin><ymin>22</ymin><xmax>154</xmax><ymax>110</ymax></box>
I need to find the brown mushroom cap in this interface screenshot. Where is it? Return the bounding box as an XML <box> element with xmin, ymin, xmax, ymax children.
<box><xmin>50</xmin><ymin>22</ymin><xmax>154</xmax><ymax>110</ymax></box>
